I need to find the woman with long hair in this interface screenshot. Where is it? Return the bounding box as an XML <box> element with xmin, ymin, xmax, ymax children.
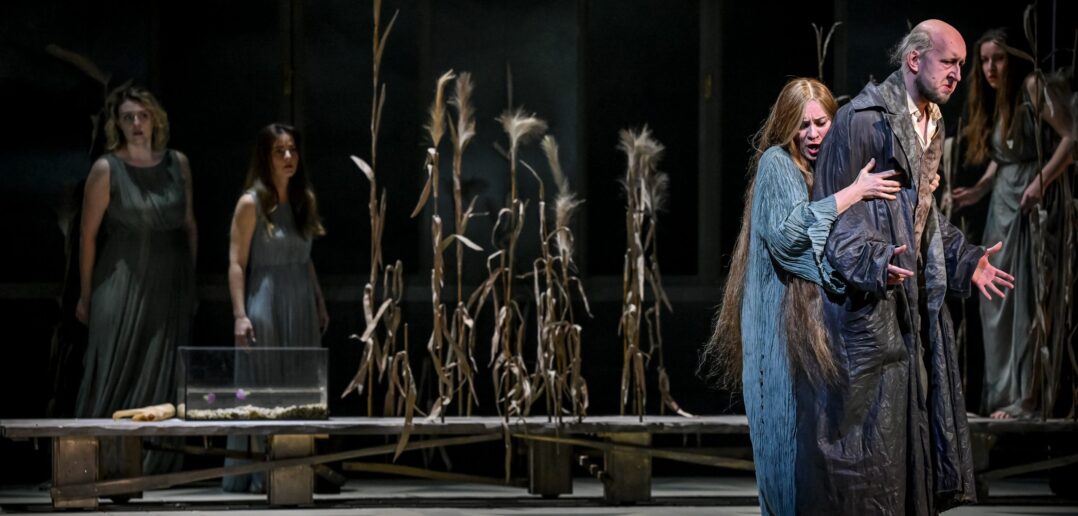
<box><xmin>223</xmin><ymin>123</ymin><xmax>328</xmax><ymax>492</ymax></box>
<box><xmin>699</xmin><ymin>78</ymin><xmax>904</xmax><ymax>514</ymax></box>
<box><xmin>953</xmin><ymin>28</ymin><xmax>1075</xmax><ymax>419</ymax></box>
<box><xmin>76</xmin><ymin>86</ymin><xmax>196</xmax><ymax>474</ymax></box>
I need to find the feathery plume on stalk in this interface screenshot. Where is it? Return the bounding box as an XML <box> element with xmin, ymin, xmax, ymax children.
<box><xmin>484</xmin><ymin>108</ymin><xmax>547</xmax><ymax>421</ymax></box>
<box><xmin>617</xmin><ymin>126</ymin><xmax>690</xmax><ymax>420</ymax></box>
<box><xmin>447</xmin><ymin>73</ymin><xmax>483</xmax><ymax>417</ymax></box>
<box><xmin>524</xmin><ymin>135</ymin><xmax>591</xmax><ymax>421</ymax></box>
<box><xmin>413</xmin><ymin>71</ymin><xmax>484</xmax><ymax>421</ymax></box>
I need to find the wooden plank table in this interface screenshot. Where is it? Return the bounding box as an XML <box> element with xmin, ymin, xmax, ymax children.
<box><xmin>1</xmin><ymin>415</ymin><xmax>750</xmax><ymax>508</ymax></box>
<box><xmin>3</xmin><ymin>416</ymin><xmax>1074</xmax><ymax>509</ymax></box>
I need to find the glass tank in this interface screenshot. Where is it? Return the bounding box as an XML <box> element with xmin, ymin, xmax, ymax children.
<box><xmin>177</xmin><ymin>347</ymin><xmax>328</xmax><ymax>420</ymax></box>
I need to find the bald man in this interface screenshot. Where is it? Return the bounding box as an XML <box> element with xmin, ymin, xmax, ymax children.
<box><xmin>802</xmin><ymin>20</ymin><xmax>1014</xmax><ymax>514</ymax></box>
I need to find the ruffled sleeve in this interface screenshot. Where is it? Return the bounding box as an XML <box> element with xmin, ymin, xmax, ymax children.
<box><xmin>754</xmin><ymin>147</ymin><xmax>846</xmax><ymax>293</ymax></box>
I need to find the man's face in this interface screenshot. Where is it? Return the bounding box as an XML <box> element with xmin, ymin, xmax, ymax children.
<box><xmin>913</xmin><ymin>32</ymin><xmax>966</xmax><ymax>105</ymax></box>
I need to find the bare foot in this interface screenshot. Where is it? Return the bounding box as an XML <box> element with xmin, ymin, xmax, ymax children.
<box><xmin>990</xmin><ymin>410</ymin><xmax>1012</xmax><ymax>419</ymax></box>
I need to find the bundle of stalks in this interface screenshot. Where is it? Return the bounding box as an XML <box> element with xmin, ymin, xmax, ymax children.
<box><xmin>411</xmin><ymin>71</ymin><xmax>484</xmax><ymax>421</ymax></box>
<box><xmin>480</xmin><ymin>108</ymin><xmax>548</xmax><ymax>421</ymax></box>
<box><xmin>617</xmin><ymin>126</ymin><xmax>690</xmax><ymax>419</ymax></box>
<box><xmin>1020</xmin><ymin>4</ymin><xmax>1077</xmax><ymax>418</ymax></box>
<box><xmin>341</xmin><ymin>1</ymin><xmax>417</xmax><ymax>440</ymax></box>
<box><xmin>518</xmin><ymin>135</ymin><xmax>591</xmax><ymax>422</ymax></box>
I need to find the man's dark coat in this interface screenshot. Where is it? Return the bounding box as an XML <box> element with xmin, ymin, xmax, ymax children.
<box><xmin>803</xmin><ymin>70</ymin><xmax>982</xmax><ymax>515</ymax></box>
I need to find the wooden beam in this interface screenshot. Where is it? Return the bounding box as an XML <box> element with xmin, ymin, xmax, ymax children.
<box><xmin>1</xmin><ymin>415</ymin><xmax>756</xmax><ymax>438</ymax></box>
<box><xmin>342</xmin><ymin>462</ymin><xmax>524</xmax><ymax>487</ymax></box>
<box><xmin>511</xmin><ymin>432</ymin><xmax>755</xmax><ymax>471</ymax></box>
<box><xmin>980</xmin><ymin>453</ymin><xmax>1078</xmax><ymax>481</ymax></box>
<box><xmin>51</xmin><ymin>433</ymin><xmax>500</xmax><ymax>500</ymax></box>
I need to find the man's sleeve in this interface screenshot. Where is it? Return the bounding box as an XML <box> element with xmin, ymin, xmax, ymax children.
<box><xmin>937</xmin><ymin>212</ymin><xmax>984</xmax><ymax>298</ymax></box>
<box><xmin>814</xmin><ymin>109</ymin><xmax>895</xmax><ymax>299</ymax></box>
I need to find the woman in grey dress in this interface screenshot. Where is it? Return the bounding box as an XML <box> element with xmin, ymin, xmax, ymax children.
<box><xmin>954</xmin><ymin>29</ymin><xmax>1075</xmax><ymax>419</ymax></box>
<box><xmin>223</xmin><ymin>123</ymin><xmax>328</xmax><ymax>492</ymax></box>
<box><xmin>76</xmin><ymin>86</ymin><xmax>197</xmax><ymax>474</ymax></box>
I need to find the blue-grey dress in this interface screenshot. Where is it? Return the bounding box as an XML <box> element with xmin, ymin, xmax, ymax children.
<box><xmin>242</xmin><ymin>192</ymin><xmax>320</xmax><ymax>349</ymax></box>
<box><xmin>741</xmin><ymin>146</ymin><xmax>843</xmax><ymax>515</ymax></box>
<box><xmin>980</xmin><ymin>92</ymin><xmax>1042</xmax><ymax>418</ymax></box>
<box><xmin>75</xmin><ymin>151</ymin><xmax>194</xmax><ymax>474</ymax></box>
<box><xmin>223</xmin><ymin>191</ymin><xmax>321</xmax><ymax>493</ymax></box>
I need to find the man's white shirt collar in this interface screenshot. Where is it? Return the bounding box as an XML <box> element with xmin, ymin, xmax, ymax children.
<box><xmin>906</xmin><ymin>92</ymin><xmax>941</xmax><ymax>149</ymax></box>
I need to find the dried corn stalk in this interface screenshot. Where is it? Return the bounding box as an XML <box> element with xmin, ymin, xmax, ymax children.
<box><xmin>517</xmin><ymin>135</ymin><xmax>591</xmax><ymax>421</ymax></box>
<box><xmin>482</xmin><ymin>108</ymin><xmax>547</xmax><ymax>420</ymax></box>
<box><xmin>1021</xmin><ymin>5</ymin><xmax>1077</xmax><ymax>418</ymax></box>
<box><xmin>811</xmin><ymin>22</ymin><xmax>842</xmax><ymax>83</ymax></box>
<box><xmin>341</xmin><ymin>1</ymin><xmax>415</xmax><ymax>428</ymax></box>
<box><xmin>617</xmin><ymin>127</ymin><xmax>690</xmax><ymax>419</ymax></box>
<box><xmin>413</xmin><ymin>72</ymin><xmax>484</xmax><ymax>421</ymax></box>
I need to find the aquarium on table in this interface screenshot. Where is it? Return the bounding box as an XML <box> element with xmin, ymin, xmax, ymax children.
<box><xmin>177</xmin><ymin>347</ymin><xmax>328</xmax><ymax>420</ymax></box>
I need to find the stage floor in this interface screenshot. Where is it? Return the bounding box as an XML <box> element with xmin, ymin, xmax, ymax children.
<box><xmin>1</xmin><ymin>476</ymin><xmax>1073</xmax><ymax>514</ymax></box>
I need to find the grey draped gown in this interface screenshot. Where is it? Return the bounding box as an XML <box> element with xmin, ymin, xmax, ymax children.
<box><xmin>75</xmin><ymin>151</ymin><xmax>194</xmax><ymax>474</ymax></box>
<box><xmin>980</xmin><ymin>93</ymin><xmax>1043</xmax><ymax>418</ymax></box>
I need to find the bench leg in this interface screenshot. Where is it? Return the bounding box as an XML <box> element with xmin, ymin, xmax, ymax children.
<box><xmin>528</xmin><ymin>439</ymin><xmax>572</xmax><ymax>497</ymax></box>
<box><xmin>99</xmin><ymin>436</ymin><xmax>143</xmax><ymax>502</ymax></box>
<box><xmin>600</xmin><ymin>432</ymin><xmax>651</xmax><ymax>504</ymax></box>
<box><xmin>52</xmin><ymin>436</ymin><xmax>98</xmax><ymax>509</ymax></box>
<box><xmin>268</xmin><ymin>435</ymin><xmax>314</xmax><ymax>505</ymax></box>
<box><xmin>971</xmin><ymin>432</ymin><xmax>997</xmax><ymax>500</ymax></box>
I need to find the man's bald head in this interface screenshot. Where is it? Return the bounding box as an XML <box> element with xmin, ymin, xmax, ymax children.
<box><xmin>892</xmin><ymin>19</ymin><xmax>967</xmax><ymax>105</ymax></box>
<box><xmin>890</xmin><ymin>19</ymin><xmax>964</xmax><ymax>70</ymax></box>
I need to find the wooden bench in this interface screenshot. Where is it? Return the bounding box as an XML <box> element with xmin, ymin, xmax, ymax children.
<box><xmin>2</xmin><ymin>416</ymin><xmax>1074</xmax><ymax>509</ymax></box>
<box><xmin>0</xmin><ymin>415</ymin><xmax>753</xmax><ymax>508</ymax></box>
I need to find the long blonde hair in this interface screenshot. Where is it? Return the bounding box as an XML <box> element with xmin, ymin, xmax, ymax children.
<box><xmin>700</xmin><ymin>77</ymin><xmax>839</xmax><ymax>389</ymax></box>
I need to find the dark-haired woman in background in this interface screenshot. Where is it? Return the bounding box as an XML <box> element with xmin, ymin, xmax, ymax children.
<box><xmin>223</xmin><ymin>123</ymin><xmax>328</xmax><ymax>493</ymax></box>
<box><xmin>953</xmin><ymin>29</ymin><xmax>1074</xmax><ymax>419</ymax></box>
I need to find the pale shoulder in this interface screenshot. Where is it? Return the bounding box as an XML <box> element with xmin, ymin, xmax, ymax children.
<box><xmin>1023</xmin><ymin>72</ymin><xmax>1042</xmax><ymax>92</ymax></box>
<box><xmin>87</xmin><ymin>157</ymin><xmax>111</xmax><ymax>184</ymax></box>
<box><xmin>235</xmin><ymin>192</ymin><xmax>257</xmax><ymax>213</ymax></box>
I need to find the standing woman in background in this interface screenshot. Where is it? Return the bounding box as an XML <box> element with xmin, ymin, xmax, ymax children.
<box><xmin>223</xmin><ymin>123</ymin><xmax>328</xmax><ymax>493</ymax></box>
<box><xmin>76</xmin><ymin>86</ymin><xmax>197</xmax><ymax>474</ymax></box>
<box><xmin>953</xmin><ymin>28</ymin><xmax>1075</xmax><ymax>419</ymax></box>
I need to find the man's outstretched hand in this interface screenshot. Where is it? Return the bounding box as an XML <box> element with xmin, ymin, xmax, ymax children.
<box><xmin>972</xmin><ymin>242</ymin><xmax>1015</xmax><ymax>300</ymax></box>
